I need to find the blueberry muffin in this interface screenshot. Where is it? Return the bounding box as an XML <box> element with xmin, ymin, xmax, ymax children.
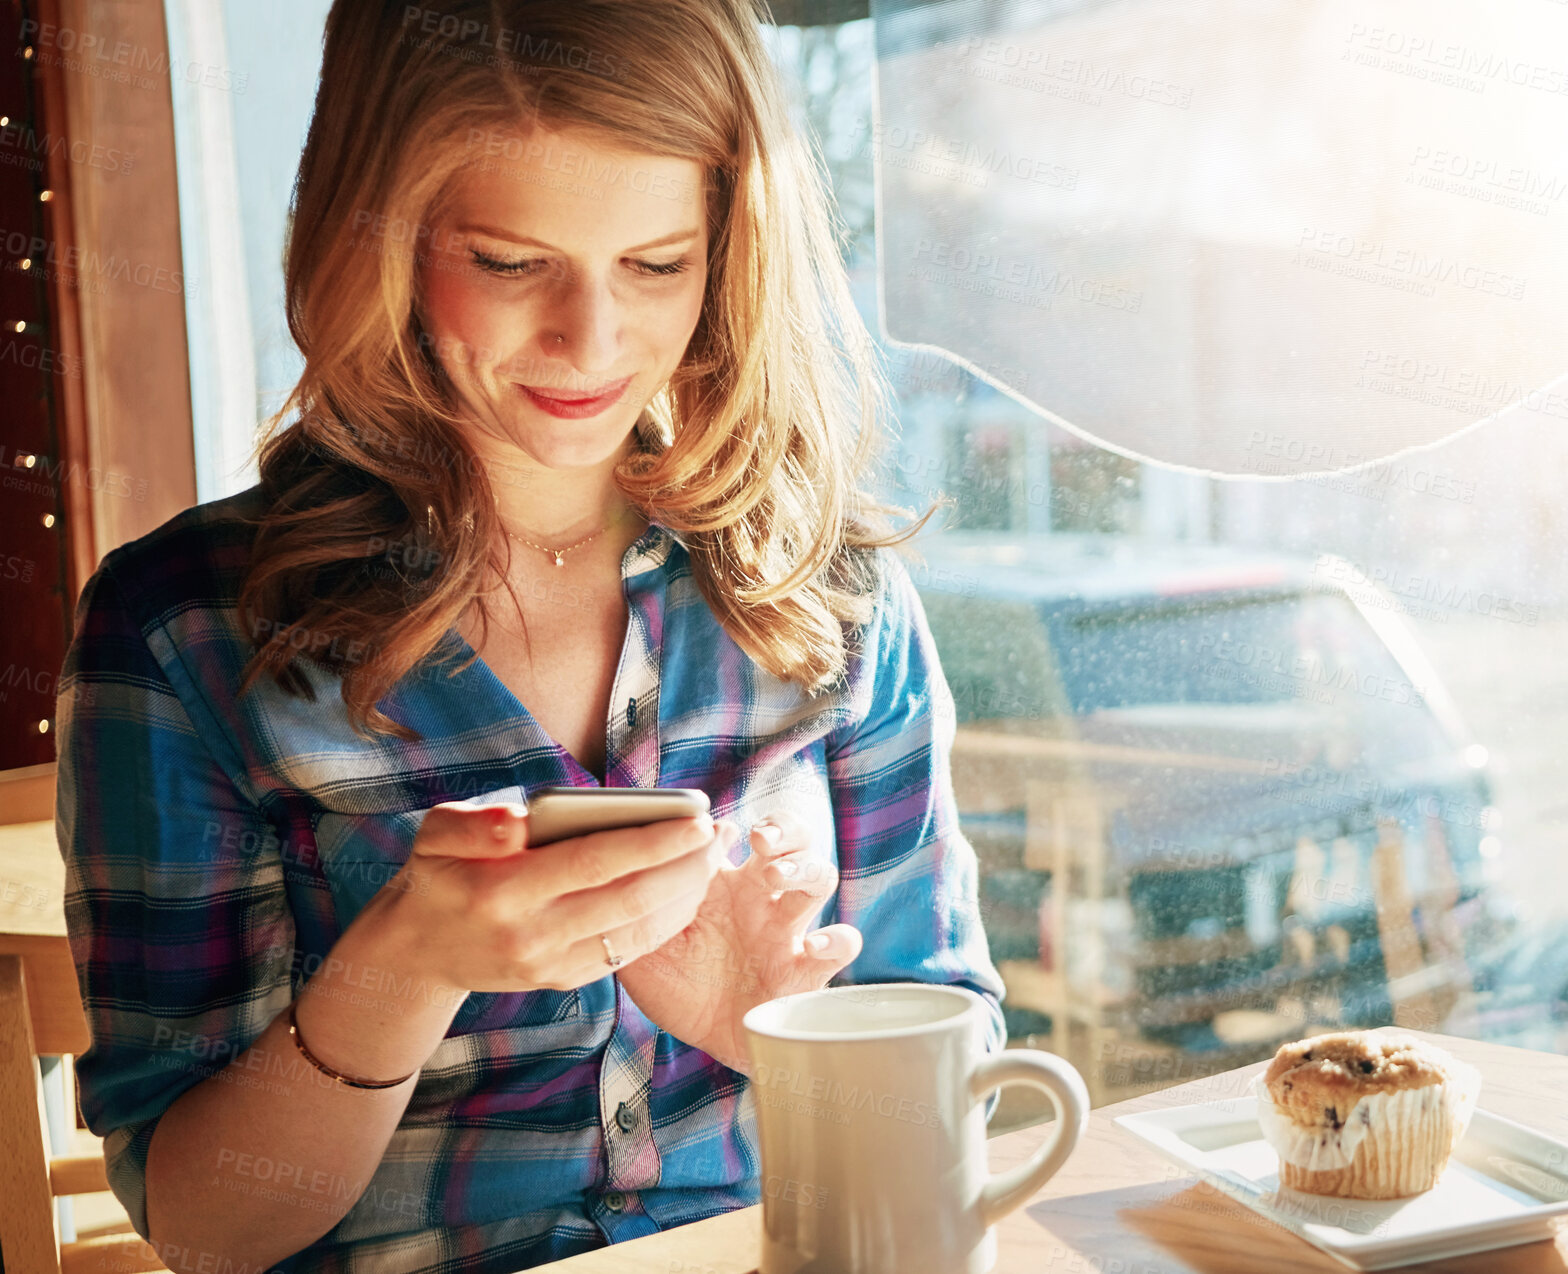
<box><xmin>1253</xmin><ymin>1031</ymin><xmax>1480</xmax><ymax>1198</ymax></box>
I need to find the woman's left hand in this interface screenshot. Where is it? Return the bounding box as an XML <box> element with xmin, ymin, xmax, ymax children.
<box><xmin>615</xmin><ymin>810</ymin><xmax>863</xmax><ymax>1074</ymax></box>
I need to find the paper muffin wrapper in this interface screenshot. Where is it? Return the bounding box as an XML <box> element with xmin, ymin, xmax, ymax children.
<box><xmin>1250</xmin><ymin>1060</ymin><xmax>1480</xmax><ymax>1175</ymax></box>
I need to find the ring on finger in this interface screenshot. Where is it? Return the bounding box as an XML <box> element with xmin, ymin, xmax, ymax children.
<box><xmin>601</xmin><ymin>933</ymin><xmax>624</xmax><ymax>970</ymax></box>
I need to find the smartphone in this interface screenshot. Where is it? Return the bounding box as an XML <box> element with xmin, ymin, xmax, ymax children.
<box><xmin>524</xmin><ymin>786</ymin><xmax>711</xmax><ymax>849</ymax></box>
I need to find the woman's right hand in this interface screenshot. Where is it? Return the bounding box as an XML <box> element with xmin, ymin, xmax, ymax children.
<box><xmin>359</xmin><ymin>802</ymin><xmax>738</xmax><ymax>997</ymax></box>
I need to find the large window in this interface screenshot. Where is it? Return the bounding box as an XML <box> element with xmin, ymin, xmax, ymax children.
<box><xmin>764</xmin><ymin>11</ymin><xmax>1561</xmax><ymax>1107</ymax></box>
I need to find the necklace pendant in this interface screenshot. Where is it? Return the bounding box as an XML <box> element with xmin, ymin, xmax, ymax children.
<box><xmin>553</xmin><ymin>552</ymin><xmax>565</xmax><ymax>567</ymax></box>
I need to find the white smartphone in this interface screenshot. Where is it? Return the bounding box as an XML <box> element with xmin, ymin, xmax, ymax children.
<box><xmin>524</xmin><ymin>786</ymin><xmax>711</xmax><ymax>849</ymax></box>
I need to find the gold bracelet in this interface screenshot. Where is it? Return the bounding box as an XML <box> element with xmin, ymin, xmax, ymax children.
<box><xmin>285</xmin><ymin>1001</ymin><xmax>416</xmax><ymax>1090</ymax></box>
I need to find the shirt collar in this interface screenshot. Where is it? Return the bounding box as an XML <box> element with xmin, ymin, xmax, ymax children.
<box><xmin>622</xmin><ymin>518</ymin><xmax>684</xmax><ymax>577</ymax></box>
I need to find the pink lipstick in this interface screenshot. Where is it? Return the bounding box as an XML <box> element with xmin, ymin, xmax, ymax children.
<box><xmin>517</xmin><ymin>376</ymin><xmax>631</xmax><ymax>419</ymax></box>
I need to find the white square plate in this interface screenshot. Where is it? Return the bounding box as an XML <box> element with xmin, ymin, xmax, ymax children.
<box><xmin>1114</xmin><ymin>1097</ymin><xmax>1568</xmax><ymax>1270</ymax></box>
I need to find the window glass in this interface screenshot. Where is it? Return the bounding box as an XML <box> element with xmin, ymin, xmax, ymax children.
<box><xmin>864</xmin><ymin>0</ymin><xmax>1568</xmax><ymax>476</ymax></box>
<box><xmin>166</xmin><ymin>0</ymin><xmax>333</xmax><ymax>499</ymax></box>
<box><xmin>764</xmin><ymin>14</ymin><xmax>1551</xmax><ymax>1113</ymax></box>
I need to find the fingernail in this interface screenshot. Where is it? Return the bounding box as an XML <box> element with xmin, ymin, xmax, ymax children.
<box><xmin>774</xmin><ymin>859</ymin><xmax>798</xmax><ymax>877</ymax></box>
<box><xmin>753</xmin><ymin>823</ymin><xmax>782</xmax><ymax>847</ymax></box>
<box><xmin>807</xmin><ymin>933</ymin><xmax>830</xmax><ymax>953</ymax></box>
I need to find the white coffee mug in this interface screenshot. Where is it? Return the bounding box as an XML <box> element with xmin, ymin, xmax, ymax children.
<box><xmin>742</xmin><ymin>982</ymin><xmax>1089</xmax><ymax>1274</ymax></box>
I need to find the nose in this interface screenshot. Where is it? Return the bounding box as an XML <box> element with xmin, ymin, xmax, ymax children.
<box><xmin>543</xmin><ymin>272</ymin><xmax>623</xmax><ymax>383</ymax></box>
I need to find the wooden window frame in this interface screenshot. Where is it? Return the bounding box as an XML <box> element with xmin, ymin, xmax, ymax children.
<box><xmin>2</xmin><ymin>0</ymin><xmax>195</xmax><ymax>815</ymax></box>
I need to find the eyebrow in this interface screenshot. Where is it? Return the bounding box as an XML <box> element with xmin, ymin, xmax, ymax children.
<box><xmin>456</xmin><ymin>225</ymin><xmax>701</xmax><ymax>252</ymax></box>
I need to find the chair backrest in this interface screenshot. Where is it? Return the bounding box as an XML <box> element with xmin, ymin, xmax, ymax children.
<box><xmin>0</xmin><ymin>938</ymin><xmax>167</xmax><ymax>1274</ymax></box>
<box><xmin>0</xmin><ymin>932</ymin><xmax>91</xmax><ymax>1054</ymax></box>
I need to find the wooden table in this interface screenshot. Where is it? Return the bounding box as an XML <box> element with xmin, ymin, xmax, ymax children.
<box><xmin>536</xmin><ymin>1031</ymin><xmax>1568</xmax><ymax>1273</ymax></box>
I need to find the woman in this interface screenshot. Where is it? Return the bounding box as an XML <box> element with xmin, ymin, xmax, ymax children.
<box><xmin>56</xmin><ymin>2</ymin><xmax>1006</xmax><ymax>1271</ymax></box>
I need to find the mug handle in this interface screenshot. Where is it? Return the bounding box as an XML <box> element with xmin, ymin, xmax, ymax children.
<box><xmin>967</xmin><ymin>1049</ymin><xmax>1091</xmax><ymax>1226</ymax></box>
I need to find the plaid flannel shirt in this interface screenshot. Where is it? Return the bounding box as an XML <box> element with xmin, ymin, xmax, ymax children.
<box><xmin>55</xmin><ymin>485</ymin><xmax>1008</xmax><ymax>1272</ymax></box>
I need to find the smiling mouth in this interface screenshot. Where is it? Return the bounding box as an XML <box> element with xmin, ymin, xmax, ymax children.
<box><xmin>523</xmin><ymin>378</ymin><xmax>627</xmax><ymax>401</ymax></box>
<box><xmin>517</xmin><ymin>378</ymin><xmax>633</xmax><ymax>417</ymax></box>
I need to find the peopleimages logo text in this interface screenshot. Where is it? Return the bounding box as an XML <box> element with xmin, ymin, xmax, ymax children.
<box><xmin>1316</xmin><ymin>557</ymin><xmax>1540</xmax><ymax>627</ymax></box>
<box><xmin>750</xmin><ymin>1063</ymin><xmax>943</xmax><ymax>1129</ymax></box>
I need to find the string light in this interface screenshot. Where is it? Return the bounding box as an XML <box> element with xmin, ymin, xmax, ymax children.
<box><xmin>9</xmin><ymin>2</ymin><xmax>70</xmax><ymax>775</ymax></box>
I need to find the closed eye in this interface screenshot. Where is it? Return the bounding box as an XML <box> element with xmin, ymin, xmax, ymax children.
<box><xmin>469</xmin><ymin>249</ymin><xmax>547</xmax><ymax>277</ymax></box>
<box><xmin>636</xmin><ymin>258</ymin><xmax>690</xmax><ymax>277</ymax></box>
<box><xmin>469</xmin><ymin>249</ymin><xmax>690</xmax><ymax>279</ymax></box>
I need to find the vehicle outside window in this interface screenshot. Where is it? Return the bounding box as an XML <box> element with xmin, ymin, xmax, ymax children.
<box><xmin>913</xmin><ymin>535</ymin><xmax>1515</xmax><ymax>1100</ymax></box>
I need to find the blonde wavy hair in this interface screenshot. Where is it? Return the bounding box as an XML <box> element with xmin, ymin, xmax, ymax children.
<box><xmin>239</xmin><ymin>0</ymin><xmax>924</xmax><ymax>738</ymax></box>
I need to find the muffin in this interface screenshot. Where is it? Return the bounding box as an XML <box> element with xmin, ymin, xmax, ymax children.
<box><xmin>1253</xmin><ymin>1031</ymin><xmax>1480</xmax><ymax>1199</ymax></box>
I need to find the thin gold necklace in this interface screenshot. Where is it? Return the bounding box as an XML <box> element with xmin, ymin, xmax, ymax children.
<box><xmin>501</xmin><ymin>502</ymin><xmax>636</xmax><ymax>567</ymax></box>
<box><xmin>503</xmin><ymin>523</ymin><xmax>605</xmax><ymax>568</ymax></box>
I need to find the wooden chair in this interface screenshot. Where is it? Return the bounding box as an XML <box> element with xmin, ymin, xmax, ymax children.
<box><xmin>0</xmin><ymin>933</ymin><xmax>168</xmax><ymax>1274</ymax></box>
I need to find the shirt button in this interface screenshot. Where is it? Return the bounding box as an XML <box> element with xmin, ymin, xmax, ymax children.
<box><xmin>626</xmin><ymin>697</ymin><xmax>637</xmax><ymax>727</ymax></box>
<box><xmin>615</xmin><ymin>1101</ymin><xmax>639</xmax><ymax>1133</ymax></box>
<box><xmin>604</xmin><ymin>1190</ymin><xmax>626</xmax><ymax>1212</ymax></box>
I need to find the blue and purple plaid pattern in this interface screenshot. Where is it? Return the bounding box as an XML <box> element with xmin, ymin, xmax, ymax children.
<box><xmin>54</xmin><ymin>486</ymin><xmax>1007</xmax><ymax>1272</ymax></box>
